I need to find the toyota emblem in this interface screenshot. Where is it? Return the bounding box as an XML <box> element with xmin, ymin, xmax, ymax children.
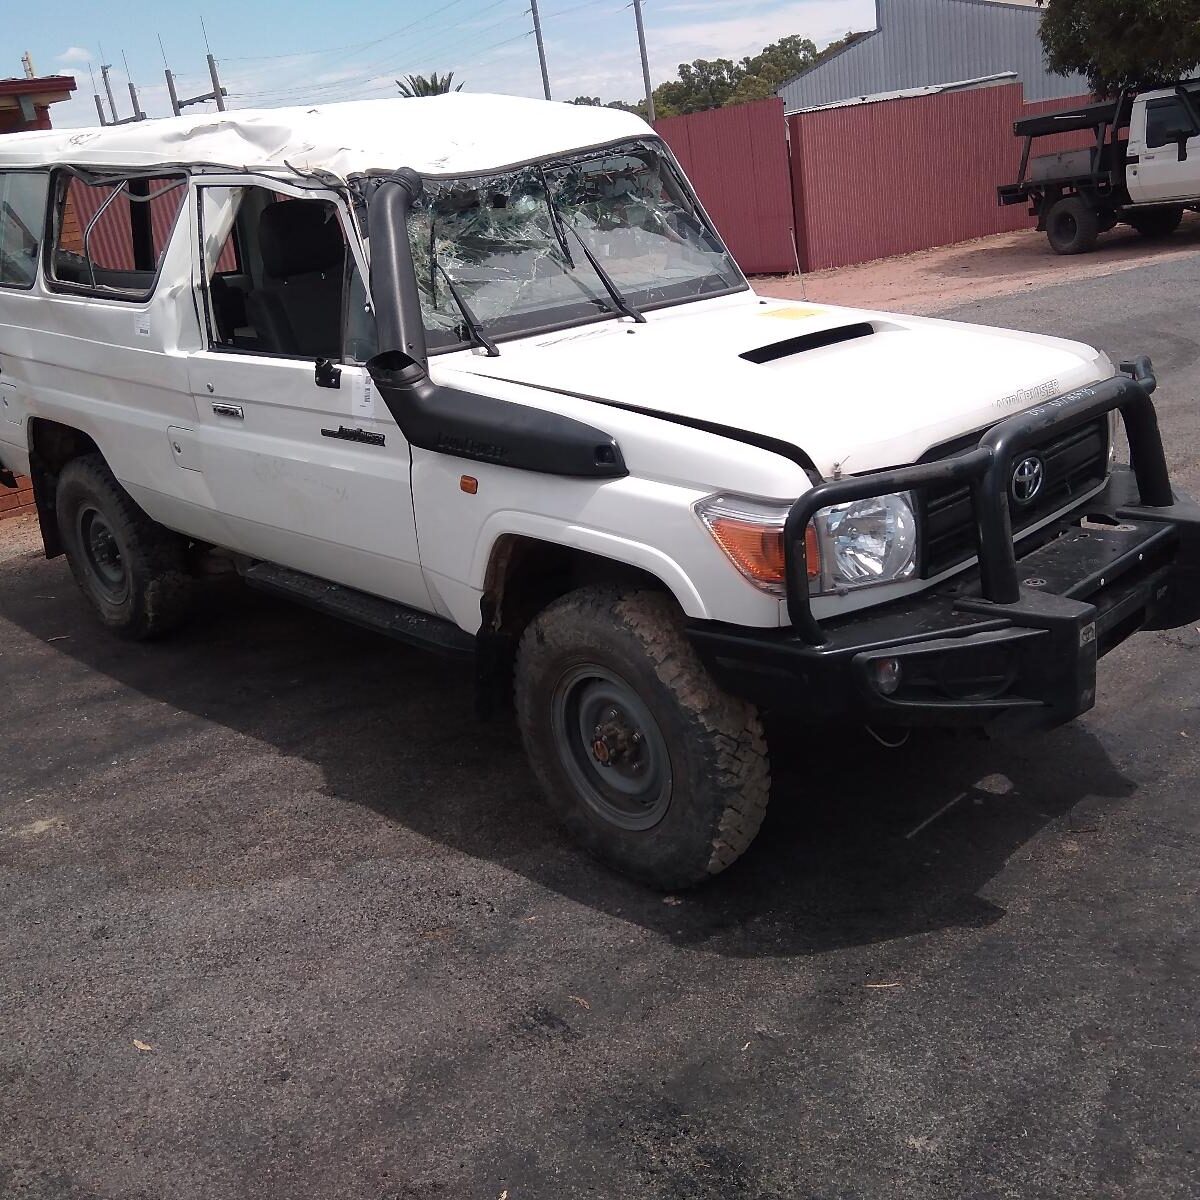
<box><xmin>1011</xmin><ymin>455</ymin><xmax>1045</xmax><ymax>505</ymax></box>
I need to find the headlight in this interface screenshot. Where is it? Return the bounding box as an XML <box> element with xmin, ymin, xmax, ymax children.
<box><xmin>694</xmin><ymin>494</ymin><xmax>812</xmax><ymax>595</ymax></box>
<box><xmin>695</xmin><ymin>491</ymin><xmax>917</xmax><ymax>596</ymax></box>
<box><xmin>811</xmin><ymin>492</ymin><xmax>917</xmax><ymax>594</ymax></box>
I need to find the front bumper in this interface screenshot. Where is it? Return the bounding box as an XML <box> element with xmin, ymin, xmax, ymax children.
<box><xmin>689</xmin><ymin>361</ymin><xmax>1200</xmax><ymax>733</ymax></box>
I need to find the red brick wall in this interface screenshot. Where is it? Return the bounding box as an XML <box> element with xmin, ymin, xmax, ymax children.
<box><xmin>1</xmin><ymin>476</ymin><xmax>35</xmax><ymax>521</ymax></box>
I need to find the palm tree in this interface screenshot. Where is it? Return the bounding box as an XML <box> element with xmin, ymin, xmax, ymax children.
<box><xmin>396</xmin><ymin>72</ymin><xmax>463</xmax><ymax>98</ymax></box>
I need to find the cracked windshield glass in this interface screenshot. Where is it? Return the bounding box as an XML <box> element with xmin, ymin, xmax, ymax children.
<box><xmin>407</xmin><ymin>139</ymin><xmax>744</xmax><ymax>351</ymax></box>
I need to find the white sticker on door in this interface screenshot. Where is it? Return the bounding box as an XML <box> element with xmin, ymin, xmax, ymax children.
<box><xmin>135</xmin><ymin>314</ymin><xmax>151</xmax><ymax>338</ymax></box>
<box><xmin>354</xmin><ymin>374</ymin><xmax>377</xmax><ymax>420</ymax></box>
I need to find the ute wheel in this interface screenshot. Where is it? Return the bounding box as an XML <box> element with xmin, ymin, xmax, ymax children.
<box><xmin>514</xmin><ymin>587</ymin><xmax>770</xmax><ymax>890</ymax></box>
<box><xmin>56</xmin><ymin>453</ymin><xmax>194</xmax><ymax>639</ymax></box>
<box><xmin>1045</xmin><ymin>196</ymin><xmax>1100</xmax><ymax>255</ymax></box>
<box><xmin>1127</xmin><ymin>205</ymin><xmax>1184</xmax><ymax>238</ymax></box>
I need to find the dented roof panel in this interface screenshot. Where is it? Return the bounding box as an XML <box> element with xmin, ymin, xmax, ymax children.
<box><xmin>0</xmin><ymin>94</ymin><xmax>653</xmax><ymax>180</ymax></box>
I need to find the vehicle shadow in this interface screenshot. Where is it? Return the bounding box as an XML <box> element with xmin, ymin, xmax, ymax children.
<box><xmin>0</xmin><ymin>565</ymin><xmax>1137</xmax><ymax>960</ymax></box>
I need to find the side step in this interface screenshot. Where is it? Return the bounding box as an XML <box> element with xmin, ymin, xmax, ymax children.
<box><xmin>242</xmin><ymin>561</ymin><xmax>475</xmax><ymax>659</ymax></box>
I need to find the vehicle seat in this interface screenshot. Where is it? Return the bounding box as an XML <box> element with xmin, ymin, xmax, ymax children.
<box><xmin>245</xmin><ymin>200</ymin><xmax>346</xmax><ymax>357</ymax></box>
<box><xmin>209</xmin><ymin>274</ymin><xmax>247</xmax><ymax>345</ymax></box>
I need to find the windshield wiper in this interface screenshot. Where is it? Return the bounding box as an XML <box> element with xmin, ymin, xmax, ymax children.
<box><xmin>563</xmin><ymin>220</ymin><xmax>646</xmax><ymax>324</ymax></box>
<box><xmin>537</xmin><ymin>167</ymin><xmax>575</xmax><ymax>269</ymax></box>
<box><xmin>437</xmin><ymin>263</ymin><xmax>500</xmax><ymax>357</ymax></box>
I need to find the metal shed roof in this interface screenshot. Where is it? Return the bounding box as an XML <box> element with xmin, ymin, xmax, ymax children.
<box><xmin>779</xmin><ymin>0</ymin><xmax>1087</xmax><ymax>114</ymax></box>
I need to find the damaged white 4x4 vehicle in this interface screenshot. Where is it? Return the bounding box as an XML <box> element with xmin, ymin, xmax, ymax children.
<box><xmin>1</xmin><ymin>96</ymin><xmax>1197</xmax><ymax>888</ymax></box>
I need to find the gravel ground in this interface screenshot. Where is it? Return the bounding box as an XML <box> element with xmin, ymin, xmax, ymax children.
<box><xmin>2</xmin><ymin>256</ymin><xmax>1199</xmax><ymax>1200</ymax></box>
<box><xmin>756</xmin><ymin>213</ymin><xmax>1200</xmax><ymax>315</ymax></box>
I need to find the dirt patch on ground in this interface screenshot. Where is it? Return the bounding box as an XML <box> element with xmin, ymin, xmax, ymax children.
<box><xmin>756</xmin><ymin>212</ymin><xmax>1200</xmax><ymax>314</ymax></box>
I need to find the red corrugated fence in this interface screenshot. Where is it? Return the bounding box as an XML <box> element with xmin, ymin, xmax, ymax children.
<box><xmin>655</xmin><ymin>98</ymin><xmax>798</xmax><ymax>275</ymax></box>
<box><xmin>788</xmin><ymin>83</ymin><xmax>1094</xmax><ymax>271</ymax></box>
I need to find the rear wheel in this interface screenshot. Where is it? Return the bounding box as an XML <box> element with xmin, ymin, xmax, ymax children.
<box><xmin>56</xmin><ymin>454</ymin><xmax>194</xmax><ymax>639</ymax></box>
<box><xmin>1045</xmin><ymin>196</ymin><xmax>1100</xmax><ymax>255</ymax></box>
<box><xmin>1127</xmin><ymin>205</ymin><xmax>1184</xmax><ymax>238</ymax></box>
<box><xmin>514</xmin><ymin>587</ymin><xmax>770</xmax><ymax>890</ymax></box>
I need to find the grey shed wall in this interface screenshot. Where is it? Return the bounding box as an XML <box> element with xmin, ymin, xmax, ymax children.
<box><xmin>778</xmin><ymin>0</ymin><xmax>1087</xmax><ymax>112</ymax></box>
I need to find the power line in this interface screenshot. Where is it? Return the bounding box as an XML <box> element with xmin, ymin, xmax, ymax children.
<box><xmin>219</xmin><ymin>0</ymin><xmax>510</xmax><ymax>65</ymax></box>
<box><xmin>233</xmin><ymin>11</ymin><xmax>528</xmax><ymax>103</ymax></box>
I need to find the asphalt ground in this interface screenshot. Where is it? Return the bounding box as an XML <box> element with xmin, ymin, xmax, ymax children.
<box><xmin>2</xmin><ymin>257</ymin><xmax>1198</xmax><ymax>1200</ymax></box>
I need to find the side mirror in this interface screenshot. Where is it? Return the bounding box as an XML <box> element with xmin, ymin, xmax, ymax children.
<box><xmin>1176</xmin><ymin>131</ymin><xmax>1192</xmax><ymax>162</ymax></box>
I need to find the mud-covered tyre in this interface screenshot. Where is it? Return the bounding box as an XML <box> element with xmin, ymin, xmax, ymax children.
<box><xmin>56</xmin><ymin>453</ymin><xmax>194</xmax><ymax>639</ymax></box>
<box><xmin>1045</xmin><ymin>196</ymin><xmax>1100</xmax><ymax>255</ymax></box>
<box><xmin>514</xmin><ymin>587</ymin><xmax>770</xmax><ymax>890</ymax></box>
<box><xmin>1127</xmin><ymin>204</ymin><xmax>1184</xmax><ymax>238</ymax></box>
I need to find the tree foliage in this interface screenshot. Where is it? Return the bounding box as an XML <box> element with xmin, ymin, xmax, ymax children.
<box><xmin>396</xmin><ymin>71</ymin><xmax>463</xmax><ymax>97</ymax></box>
<box><xmin>1036</xmin><ymin>0</ymin><xmax>1200</xmax><ymax>96</ymax></box>
<box><xmin>581</xmin><ymin>30</ymin><xmax>867</xmax><ymax>119</ymax></box>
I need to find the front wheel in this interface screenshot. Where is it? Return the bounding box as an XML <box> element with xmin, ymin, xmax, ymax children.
<box><xmin>514</xmin><ymin>587</ymin><xmax>770</xmax><ymax>890</ymax></box>
<box><xmin>1127</xmin><ymin>204</ymin><xmax>1184</xmax><ymax>238</ymax></box>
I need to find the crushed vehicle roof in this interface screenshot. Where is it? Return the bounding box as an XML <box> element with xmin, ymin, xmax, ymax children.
<box><xmin>0</xmin><ymin>93</ymin><xmax>653</xmax><ymax>179</ymax></box>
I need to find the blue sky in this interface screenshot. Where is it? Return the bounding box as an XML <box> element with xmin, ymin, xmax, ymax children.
<box><xmin>12</xmin><ymin>0</ymin><xmax>879</xmax><ymax>127</ymax></box>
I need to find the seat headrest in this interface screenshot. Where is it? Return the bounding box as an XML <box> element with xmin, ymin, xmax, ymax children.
<box><xmin>258</xmin><ymin>200</ymin><xmax>346</xmax><ymax>279</ymax></box>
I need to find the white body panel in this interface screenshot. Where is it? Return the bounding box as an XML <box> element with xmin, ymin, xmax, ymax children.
<box><xmin>1126</xmin><ymin>89</ymin><xmax>1200</xmax><ymax>204</ymax></box>
<box><xmin>0</xmin><ymin>99</ymin><xmax>1120</xmax><ymax>640</ymax></box>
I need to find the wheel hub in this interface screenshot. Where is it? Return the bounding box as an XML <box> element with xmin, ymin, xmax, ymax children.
<box><xmin>590</xmin><ymin>706</ymin><xmax>644</xmax><ymax>770</ymax></box>
<box><xmin>78</xmin><ymin>506</ymin><xmax>127</xmax><ymax>597</ymax></box>
<box><xmin>551</xmin><ymin>665</ymin><xmax>672</xmax><ymax>831</ymax></box>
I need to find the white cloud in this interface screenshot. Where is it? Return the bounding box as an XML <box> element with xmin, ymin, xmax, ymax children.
<box><xmin>56</xmin><ymin>46</ymin><xmax>93</xmax><ymax>66</ymax></box>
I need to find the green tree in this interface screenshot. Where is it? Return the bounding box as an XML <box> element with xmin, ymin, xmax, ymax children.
<box><xmin>568</xmin><ymin>96</ymin><xmax>603</xmax><ymax>106</ymax></box>
<box><xmin>396</xmin><ymin>71</ymin><xmax>463</xmax><ymax>97</ymax></box>
<box><xmin>1036</xmin><ymin>0</ymin><xmax>1200</xmax><ymax>95</ymax></box>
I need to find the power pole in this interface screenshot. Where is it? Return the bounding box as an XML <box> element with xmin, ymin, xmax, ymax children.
<box><xmin>529</xmin><ymin>0</ymin><xmax>552</xmax><ymax>101</ymax></box>
<box><xmin>632</xmin><ymin>0</ymin><xmax>655</xmax><ymax>124</ymax></box>
<box><xmin>100</xmin><ymin>63</ymin><xmax>119</xmax><ymax>123</ymax></box>
<box><xmin>207</xmin><ymin>54</ymin><xmax>227</xmax><ymax>111</ymax></box>
<box><xmin>96</xmin><ymin>58</ymin><xmax>147</xmax><ymax>124</ymax></box>
<box><xmin>122</xmin><ymin>51</ymin><xmax>146</xmax><ymax>121</ymax></box>
<box><xmin>164</xmin><ymin>55</ymin><xmax>228</xmax><ymax>117</ymax></box>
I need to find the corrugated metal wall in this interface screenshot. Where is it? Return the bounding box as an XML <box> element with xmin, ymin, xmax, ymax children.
<box><xmin>655</xmin><ymin>98</ymin><xmax>797</xmax><ymax>275</ymax></box>
<box><xmin>61</xmin><ymin>176</ymin><xmax>187</xmax><ymax>270</ymax></box>
<box><xmin>779</xmin><ymin>0</ymin><xmax>1087</xmax><ymax>112</ymax></box>
<box><xmin>789</xmin><ymin>82</ymin><xmax>1093</xmax><ymax>270</ymax></box>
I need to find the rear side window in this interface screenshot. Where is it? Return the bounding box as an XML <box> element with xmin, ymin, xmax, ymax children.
<box><xmin>1145</xmin><ymin>97</ymin><xmax>1197</xmax><ymax>149</ymax></box>
<box><xmin>0</xmin><ymin>171</ymin><xmax>49</xmax><ymax>289</ymax></box>
<box><xmin>48</xmin><ymin>171</ymin><xmax>187</xmax><ymax>300</ymax></box>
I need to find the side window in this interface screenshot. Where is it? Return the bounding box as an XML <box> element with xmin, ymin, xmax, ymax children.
<box><xmin>199</xmin><ymin>183</ymin><xmax>373</xmax><ymax>361</ymax></box>
<box><xmin>1145</xmin><ymin>98</ymin><xmax>1197</xmax><ymax>149</ymax></box>
<box><xmin>0</xmin><ymin>172</ymin><xmax>49</xmax><ymax>289</ymax></box>
<box><xmin>48</xmin><ymin>171</ymin><xmax>186</xmax><ymax>299</ymax></box>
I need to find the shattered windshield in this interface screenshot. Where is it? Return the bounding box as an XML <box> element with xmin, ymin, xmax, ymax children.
<box><xmin>406</xmin><ymin>139</ymin><xmax>744</xmax><ymax>352</ymax></box>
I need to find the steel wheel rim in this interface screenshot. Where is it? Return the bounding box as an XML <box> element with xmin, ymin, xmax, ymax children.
<box><xmin>550</xmin><ymin>663</ymin><xmax>672</xmax><ymax>831</ymax></box>
<box><xmin>78</xmin><ymin>506</ymin><xmax>128</xmax><ymax>601</ymax></box>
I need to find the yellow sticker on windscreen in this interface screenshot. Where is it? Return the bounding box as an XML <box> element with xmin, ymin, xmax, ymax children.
<box><xmin>763</xmin><ymin>305</ymin><xmax>826</xmax><ymax>319</ymax></box>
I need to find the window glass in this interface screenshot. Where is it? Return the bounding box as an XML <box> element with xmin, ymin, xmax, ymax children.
<box><xmin>406</xmin><ymin>139</ymin><xmax>743</xmax><ymax>352</ymax></box>
<box><xmin>1146</xmin><ymin>98</ymin><xmax>1196</xmax><ymax>149</ymax></box>
<box><xmin>198</xmin><ymin>183</ymin><xmax>368</xmax><ymax>361</ymax></box>
<box><xmin>50</xmin><ymin>172</ymin><xmax>186</xmax><ymax>297</ymax></box>
<box><xmin>0</xmin><ymin>172</ymin><xmax>49</xmax><ymax>288</ymax></box>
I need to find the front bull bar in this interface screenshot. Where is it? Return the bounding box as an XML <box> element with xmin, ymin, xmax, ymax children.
<box><xmin>782</xmin><ymin>357</ymin><xmax>1175</xmax><ymax>644</ymax></box>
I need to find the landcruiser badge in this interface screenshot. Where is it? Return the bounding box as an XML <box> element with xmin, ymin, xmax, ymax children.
<box><xmin>1011</xmin><ymin>455</ymin><xmax>1045</xmax><ymax>505</ymax></box>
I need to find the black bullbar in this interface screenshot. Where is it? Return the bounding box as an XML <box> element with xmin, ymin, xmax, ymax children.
<box><xmin>688</xmin><ymin>356</ymin><xmax>1200</xmax><ymax>733</ymax></box>
<box><xmin>783</xmin><ymin>356</ymin><xmax>1173</xmax><ymax>641</ymax></box>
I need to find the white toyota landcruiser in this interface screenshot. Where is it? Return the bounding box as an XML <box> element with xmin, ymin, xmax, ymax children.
<box><xmin>0</xmin><ymin>96</ymin><xmax>1196</xmax><ymax>889</ymax></box>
